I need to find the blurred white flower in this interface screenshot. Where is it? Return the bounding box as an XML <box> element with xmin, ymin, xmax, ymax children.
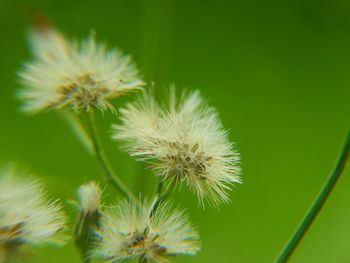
<box><xmin>112</xmin><ymin>89</ymin><xmax>241</xmax><ymax>206</ymax></box>
<box><xmin>78</xmin><ymin>181</ymin><xmax>102</xmax><ymax>215</ymax></box>
<box><xmin>75</xmin><ymin>182</ymin><xmax>102</xmax><ymax>262</ymax></box>
<box><xmin>18</xmin><ymin>25</ymin><xmax>144</xmax><ymax>113</ymax></box>
<box><xmin>94</xmin><ymin>198</ymin><xmax>200</xmax><ymax>263</ymax></box>
<box><xmin>0</xmin><ymin>167</ymin><xmax>67</xmax><ymax>255</ymax></box>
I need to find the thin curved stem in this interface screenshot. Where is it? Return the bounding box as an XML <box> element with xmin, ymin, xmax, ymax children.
<box><xmin>156</xmin><ymin>179</ymin><xmax>163</xmax><ymax>196</ymax></box>
<box><xmin>151</xmin><ymin>179</ymin><xmax>175</xmax><ymax>217</ymax></box>
<box><xmin>84</xmin><ymin>112</ymin><xmax>136</xmax><ymax>201</ymax></box>
<box><xmin>275</xmin><ymin>131</ymin><xmax>350</xmax><ymax>263</ymax></box>
<box><xmin>156</xmin><ymin>181</ymin><xmax>173</xmax><ymax>202</ymax></box>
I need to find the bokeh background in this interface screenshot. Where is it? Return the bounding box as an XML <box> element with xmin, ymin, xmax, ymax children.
<box><xmin>1</xmin><ymin>0</ymin><xmax>350</xmax><ymax>262</ymax></box>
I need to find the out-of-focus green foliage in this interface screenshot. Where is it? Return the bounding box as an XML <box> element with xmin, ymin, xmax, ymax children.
<box><xmin>0</xmin><ymin>0</ymin><xmax>349</xmax><ymax>262</ymax></box>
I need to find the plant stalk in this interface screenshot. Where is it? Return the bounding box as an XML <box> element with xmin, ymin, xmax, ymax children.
<box><xmin>275</xmin><ymin>131</ymin><xmax>350</xmax><ymax>263</ymax></box>
<box><xmin>156</xmin><ymin>179</ymin><xmax>163</xmax><ymax>196</ymax></box>
<box><xmin>84</xmin><ymin>112</ymin><xmax>136</xmax><ymax>201</ymax></box>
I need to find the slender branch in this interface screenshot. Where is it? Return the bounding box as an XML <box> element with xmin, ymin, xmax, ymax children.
<box><xmin>156</xmin><ymin>179</ymin><xmax>163</xmax><ymax>196</ymax></box>
<box><xmin>84</xmin><ymin>112</ymin><xmax>136</xmax><ymax>201</ymax></box>
<box><xmin>61</xmin><ymin>112</ymin><xmax>93</xmax><ymax>155</ymax></box>
<box><xmin>275</xmin><ymin>131</ymin><xmax>350</xmax><ymax>263</ymax></box>
<box><xmin>74</xmin><ymin>211</ymin><xmax>100</xmax><ymax>263</ymax></box>
<box><xmin>155</xmin><ymin>179</ymin><xmax>174</xmax><ymax>201</ymax></box>
<box><xmin>82</xmin><ymin>256</ymin><xmax>91</xmax><ymax>263</ymax></box>
<box><xmin>151</xmin><ymin>179</ymin><xmax>175</xmax><ymax>217</ymax></box>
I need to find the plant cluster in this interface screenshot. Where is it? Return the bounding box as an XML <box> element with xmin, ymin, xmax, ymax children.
<box><xmin>0</xmin><ymin>23</ymin><xmax>241</xmax><ymax>263</ymax></box>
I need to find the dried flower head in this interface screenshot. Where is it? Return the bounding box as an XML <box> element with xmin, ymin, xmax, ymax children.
<box><xmin>75</xmin><ymin>182</ymin><xmax>102</xmax><ymax>262</ymax></box>
<box><xmin>113</xmin><ymin>89</ymin><xmax>241</xmax><ymax>206</ymax></box>
<box><xmin>94</xmin><ymin>198</ymin><xmax>200</xmax><ymax>262</ymax></box>
<box><xmin>78</xmin><ymin>181</ymin><xmax>102</xmax><ymax>215</ymax></box>
<box><xmin>0</xmin><ymin>167</ymin><xmax>67</xmax><ymax>257</ymax></box>
<box><xmin>18</xmin><ymin>25</ymin><xmax>144</xmax><ymax>113</ymax></box>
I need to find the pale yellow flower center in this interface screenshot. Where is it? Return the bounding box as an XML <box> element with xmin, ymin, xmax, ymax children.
<box><xmin>50</xmin><ymin>74</ymin><xmax>118</xmax><ymax>111</ymax></box>
<box><xmin>161</xmin><ymin>141</ymin><xmax>213</xmax><ymax>180</ymax></box>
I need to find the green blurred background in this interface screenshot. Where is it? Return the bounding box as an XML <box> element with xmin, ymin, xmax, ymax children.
<box><xmin>1</xmin><ymin>0</ymin><xmax>350</xmax><ymax>262</ymax></box>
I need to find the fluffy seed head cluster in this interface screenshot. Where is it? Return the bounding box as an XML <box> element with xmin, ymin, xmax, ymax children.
<box><xmin>0</xmin><ymin>168</ymin><xmax>67</xmax><ymax>251</ymax></box>
<box><xmin>94</xmin><ymin>199</ymin><xmax>200</xmax><ymax>262</ymax></box>
<box><xmin>18</xmin><ymin>25</ymin><xmax>144</xmax><ymax>113</ymax></box>
<box><xmin>113</xmin><ymin>90</ymin><xmax>241</xmax><ymax>206</ymax></box>
<box><xmin>78</xmin><ymin>181</ymin><xmax>102</xmax><ymax>215</ymax></box>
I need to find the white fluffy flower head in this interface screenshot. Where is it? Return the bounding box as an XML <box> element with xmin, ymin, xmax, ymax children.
<box><xmin>94</xmin><ymin>198</ymin><xmax>200</xmax><ymax>263</ymax></box>
<box><xmin>18</xmin><ymin>25</ymin><xmax>144</xmax><ymax>113</ymax></box>
<box><xmin>78</xmin><ymin>181</ymin><xmax>102</xmax><ymax>214</ymax></box>
<box><xmin>0</xmin><ymin>167</ymin><xmax>67</xmax><ymax>250</ymax></box>
<box><xmin>113</xmin><ymin>89</ymin><xmax>241</xmax><ymax>206</ymax></box>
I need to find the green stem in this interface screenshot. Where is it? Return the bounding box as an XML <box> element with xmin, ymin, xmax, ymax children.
<box><xmin>275</xmin><ymin>131</ymin><xmax>350</xmax><ymax>263</ymax></box>
<box><xmin>151</xmin><ymin>179</ymin><xmax>175</xmax><ymax>217</ymax></box>
<box><xmin>155</xmin><ymin>179</ymin><xmax>174</xmax><ymax>201</ymax></box>
<box><xmin>156</xmin><ymin>179</ymin><xmax>163</xmax><ymax>196</ymax></box>
<box><xmin>74</xmin><ymin>211</ymin><xmax>100</xmax><ymax>263</ymax></box>
<box><xmin>83</xmin><ymin>257</ymin><xmax>91</xmax><ymax>263</ymax></box>
<box><xmin>84</xmin><ymin>112</ymin><xmax>136</xmax><ymax>201</ymax></box>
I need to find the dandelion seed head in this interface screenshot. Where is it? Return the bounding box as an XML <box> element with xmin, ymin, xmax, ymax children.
<box><xmin>113</xmin><ymin>89</ymin><xmax>241</xmax><ymax>206</ymax></box>
<box><xmin>18</xmin><ymin>26</ymin><xmax>144</xmax><ymax>113</ymax></box>
<box><xmin>78</xmin><ymin>181</ymin><xmax>102</xmax><ymax>214</ymax></box>
<box><xmin>0</xmin><ymin>168</ymin><xmax>67</xmax><ymax>250</ymax></box>
<box><xmin>94</xmin><ymin>199</ymin><xmax>200</xmax><ymax>262</ymax></box>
